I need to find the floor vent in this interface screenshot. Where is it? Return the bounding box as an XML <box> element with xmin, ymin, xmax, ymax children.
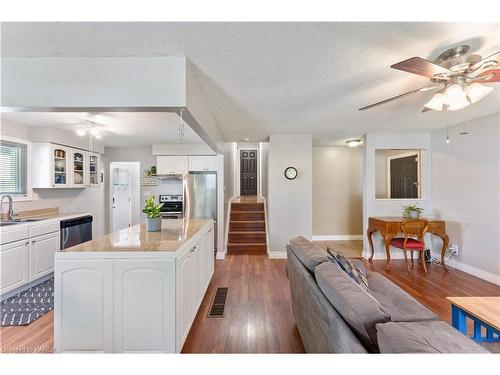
<box><xmin>208</xmin><ymin>287</ymin><xmax>228</xmax><ymax>318</ymax></box>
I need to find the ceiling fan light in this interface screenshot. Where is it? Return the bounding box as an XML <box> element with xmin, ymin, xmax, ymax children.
<box><xmin>466</xmin><ymin>83</ymin><xmax>494</xmax><ymax>103</ymax></box>
<box><xmin>447</xmin><ymin>96</ymin><xmax>470</xmax><ymax>111</ymax></box>
<box><xmin>424</xmin><ymin>92</ymin><xmax>445</xmax><ymax>111</ymax></box>
<box><xmin>444</xmin><ymin>84</ymin><xmax>467</xmax><ymax>106</ymax></box>
<box><xmin>76</xmin><ymin>128</ymin><xmax>87</xmax><ymax>137</ymax></box>
<box><xmin>90</xmin><ymin>128</ymin><xmax>100</xmax><ymax>137</ymax></box>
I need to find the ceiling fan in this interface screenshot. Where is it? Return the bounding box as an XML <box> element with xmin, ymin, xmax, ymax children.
<box><xmin>359</xmin><ymin>45</ymin><xmax>500</xmax><ymax>112</ymax></box>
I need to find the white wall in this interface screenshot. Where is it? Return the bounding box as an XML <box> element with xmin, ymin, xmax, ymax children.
<box><xmin>313</xmin><ymin>146</ymin><xmax>363</xmax><ymax>237</ymax></box>
<box><xmin>431</xmin><ymin>113</ymin><xmax>500</xmax><ymax>284</ymax></box>
<box><xmin>0</xmin><ymin>120</ymin><xmax>106</xmax><ymax>237</ymax></box>
<box><xmin>362</xmin><ymin>132</ymin><xmax>432</xmax><ymax>259</ymax></box>
<box><xmin>268</xmin><ymin>135</ymin><xmax>312</xmax><ymax>257</ymax></box>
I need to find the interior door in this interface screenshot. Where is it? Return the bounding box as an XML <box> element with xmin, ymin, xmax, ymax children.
<box><xmin>390</xmin><ymin>155</ymin><xmax>418</xmax><ymax>198</ymax></box>
<box><xmin>240</xmin><ymin>150</ymin><xmax>257</xmax><ymax>195</ymax></box>
<box><xmin>112</xmin><ymin>167</ymin><xmax>131</xmax><ymax>232</ymax></box>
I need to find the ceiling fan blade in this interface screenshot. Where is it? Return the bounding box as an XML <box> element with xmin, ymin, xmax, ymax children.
<box><xmin>472</xmin><ymin>68</ymin><xmax>500</xmax><ymax>83</ymax></box>
<box><xmin>358</xmin><ymin>85</ymin><xmax>441</xmax><ymax>111</ymax></box>
<box><xmin>391</xmin><ymin>57</ymin><xmax>452</xmax><ymax>78</ymax></box>
<box><xmin>471</xmin><ymin>50</ymin><xmax>500</xmax><ymax>71</ymax></box>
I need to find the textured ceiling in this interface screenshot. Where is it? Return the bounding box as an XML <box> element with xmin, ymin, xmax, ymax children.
<box><xmin>1</xmin><ymin>112</ymin><xmax>203</xmax><ymax>147</ymax></box>
<box><xmin>2</xmin><ymin>22</ymin><xmax>499</xmax><ymax>144</ymax></box>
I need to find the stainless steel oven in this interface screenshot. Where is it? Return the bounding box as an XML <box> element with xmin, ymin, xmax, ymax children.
<box><xmin>159</xmin><ymin>194</ymin><xmax>183</xmax><ymax>218</ymax></box>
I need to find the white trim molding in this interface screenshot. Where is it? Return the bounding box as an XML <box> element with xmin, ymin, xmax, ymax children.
<box><xmin>268</xmin><ymin>251</ymin><xmax>287</xmax><ymax>259</ymax></box>
<box><xmin>312</xmin><ymin>235</ymin><xmax>363</xmax><ymax>241</ymax></box>
<box><xmin>446</xmin><ymin>259</ymin><xmax>500</xmax><ymax>286</ymax></box>
<box><xmin>216</xmin><ymin>251</ymin><xmax>226</xmax><ymax>260</ymax></box>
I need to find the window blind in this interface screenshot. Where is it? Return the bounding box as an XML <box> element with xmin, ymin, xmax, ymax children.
<box><xmin>0</xmin><ymin>140</ymin><xmax>28</xmax><ymax>195</ymax></box>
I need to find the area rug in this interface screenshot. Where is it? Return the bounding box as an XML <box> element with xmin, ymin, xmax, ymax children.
<box><xmin>1</xmin><ymin>278</ymin><xmax>54</xmax><ymax>326</ymax></box>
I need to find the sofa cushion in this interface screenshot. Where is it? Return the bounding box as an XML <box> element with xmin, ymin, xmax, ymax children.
<box><xmin>327</xmin><ymin>247</ymin><xmax>369</xmax><ymax>292</ymax></box>
<box><xmin>367</xmin><ymin>273</ymin><xmax>437</xmax><ymax>322</ymax></box>
<box><xmin>376</xmin><ymin>321</ymin><xmax>489</xmax><ymax>353</ymax></box>
<box><xmin>315</xmin><ymin>262</ymin><xmax>391</xmax><ymax>352</ymax></box>
<box><xmin>288</xmin><ymin>236</ymin><xmax>328</xmax><ymax>273</ymax></box>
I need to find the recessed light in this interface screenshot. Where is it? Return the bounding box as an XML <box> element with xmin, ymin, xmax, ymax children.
<box><xmin>243</xmin><ymin>138</ymin><xmax>250</xmax><ymax>142</ymax></box>
<box><xmin>76</xmin><ymin>128</ymin><xmax>87</xmax><ymax>137</ymax></box>
<box><xmin>346</xmin><ymin>139</ymin><xmax>362</xmax><ymax>147</ymax></box>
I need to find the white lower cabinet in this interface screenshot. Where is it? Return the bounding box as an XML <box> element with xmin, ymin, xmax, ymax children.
<box><xmin>54</xmin><ymin>260</ymin><xmax>114</xmax><ymax>353</ymax></box>
<box><xmin>54</xmin><ymin>222</ymin><xmax>215</xmax><ymax>353</ymax></box>
<box><xmin>0</xmin><ymin>239</ymin><xmax>29</xmax><ymax>295</ymax></box>
<box><xmin>114</xmin><ymin>260</ymin><xmax>176</xmax><ymax>353</ymax></box>
<box><xmin>29</xmin><ymin>231</ymin><xmax>60</xmax><ymax>281</ymax></box>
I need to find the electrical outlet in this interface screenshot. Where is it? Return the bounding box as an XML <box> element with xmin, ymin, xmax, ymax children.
<box><xmin>449</xmin><ymin>244</ymin><xmax>459</xmax><ymax>256</ymax></box>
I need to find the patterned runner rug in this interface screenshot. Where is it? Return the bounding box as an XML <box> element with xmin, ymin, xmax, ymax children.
<box><xmin>1</xmin><ymin>278</ymin><xmax>54</xmax><ymax>326</ymax></box>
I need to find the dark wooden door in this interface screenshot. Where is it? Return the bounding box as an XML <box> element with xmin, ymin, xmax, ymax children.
<box><xmin>240</xmin><ymin>150</ymin><xmax>257</xmax><ymax>195</ymax></box>
<box><xmin>390</xmin><ymin>155</ymin><xmax>418</xmax><ymax>198</ymax></box>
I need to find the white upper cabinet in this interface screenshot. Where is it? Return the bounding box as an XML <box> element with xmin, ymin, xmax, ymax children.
<box><xmin>157</xmin><ymin>156</ymin><xmax>188</xmax><ymax>175</ymax></box>
<box><xmin>188</xmin><ymin>155</ymin><xmax>219</xmax><ymax>172</ymax></box>
<box><xmin>32</xmin><ymin>143</ymin><xmax>101</xmax><ymax>189</ymax></box>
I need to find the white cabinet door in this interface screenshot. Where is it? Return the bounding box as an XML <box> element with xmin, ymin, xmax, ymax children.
<box><xmin>54</xmin><ymin>259</ymin><xmax>114</xmax><ymax>353</ymax></box>
<box><xmin>70</xmin><ymin>150</ymin><xmax>88</xmax><ymax>188</ymax></box>
<box><xmin>172</xmin><ymin>156</ymin><xmax>188</xmax><ymax>174</ymax></box>
<box><xmin>188</xmin><ymin>156</ymin><xmax>206</xmax><ymax>171</ymax></box>
<box><xmin>88</xmin><ymin>152</ymin><xmax>101</xmax><ymax>187</ymax></box>
<box><xmin>0</xmin><ymin>239</ymin><xmax>29</xmax><ymax>295</ymax></box>
<box><xmin>114</xmin><ymin>260</ymin><xmax>175</xmax><ymax>353</ymax></box>
<box><xmin>205</xmin><ymin>156</ymin><xmax>220</xmax><ymax>172</ymax></box>
<box><xmin>51</xmin><ymin>144</ymin><xmax>72</xmax><ymax>188</ymax></box>
<box><xmin>176</xmin><ymin>247</ymin><xmax>194</xmax><ymax>351</ymax></box>
<box><xmin>29</xmin><ymin>231</ymin><xmax>60</xmax><ymax>282</ymax></box>
<box><xmin>156</xmin><ymin>156</ymin><xmax>173</xmax><ymax>174</ymax></box>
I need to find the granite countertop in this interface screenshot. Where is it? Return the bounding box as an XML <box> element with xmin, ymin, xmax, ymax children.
<box><xmin>63</xmin><ymin>218</ymin><xmax>212</xmax><ymax>253</ymax></box>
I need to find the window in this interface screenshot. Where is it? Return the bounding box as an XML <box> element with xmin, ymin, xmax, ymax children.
<box><xmin>0</xmin><ymin>136</ymin><xmax>32</xmax><ymax>200</ymax></box>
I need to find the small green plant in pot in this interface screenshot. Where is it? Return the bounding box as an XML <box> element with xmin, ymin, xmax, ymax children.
<box><xmin>143</xmin><ymin>196</ymin><xmax>164</xmax><ymax>232</ymax></box>
<box><xmin>402</xmin><ymin>203</ymin><xmax>424</xmax><ymax>219</ymax></box>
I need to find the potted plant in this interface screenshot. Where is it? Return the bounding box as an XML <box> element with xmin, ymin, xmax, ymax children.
<box><xmin>144</xmin><ymin>166</ymin><xmax>157</xmax><ymax>177</ymax></box>
<box><xmin>402</xmin><ymin>203</ymin><xmax>424</xmax><ymax>219</ymax></box>
<box><xmin>143</xmin><ymin>196</ymin><xmax>164</xmax><ymax>231</ymax></box>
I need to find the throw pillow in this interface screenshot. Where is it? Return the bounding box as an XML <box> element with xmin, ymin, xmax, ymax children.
<box><xmin>326</xmin><ymin>247</ymin><xmax>369</xmax><ymax>292</ymax></box>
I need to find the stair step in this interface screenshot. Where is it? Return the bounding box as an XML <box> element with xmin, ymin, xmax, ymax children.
<box><xmin>228</xmin><ymin>231</ymin><xmax>266</xmax><ymax>243</ymax></box>
<box><xmin>227</xmin><ymin>243</ymin><xmax>267</xmax><ymax>254</ymax></box>
<box><xmin>231</xmin><ymin>202</ymin><xmax>264</xmax><ymax>212</ymax></box>
<box><xmin>230</xmin><ymin>211</ymin><xmax>265</xmax><ymax>221</ymax></box>
<box><xmin>229</xmin><ymin>221</ymin><xmax>266</xmax><ymax>232</ymax></box>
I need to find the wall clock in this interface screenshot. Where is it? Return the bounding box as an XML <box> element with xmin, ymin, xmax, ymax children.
<box><xmin>284</xmin><ymin>167</ymin><xmax>298</xmax><ymax>180</ymax></box>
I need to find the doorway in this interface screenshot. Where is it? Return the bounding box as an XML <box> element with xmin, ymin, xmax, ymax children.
<box><xmin>109</xmin><ymin>162</ymin><xmax>140</xmax><ymax>232</ymax></box>
<box><xmin>240</xmin><ymin>150</ymin><xmax>258</xmax><ymax>195</ymax></box>
<box><xmin>389</xmin><ymin>153</ymin><xmax>419</xmax><ymax>199</ymax></box>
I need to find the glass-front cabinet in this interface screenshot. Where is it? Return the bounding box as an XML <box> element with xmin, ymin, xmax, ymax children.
<box><xmin>52</xmin><ymin>145</ymin><xmax>71</xmax><ymax>188</ymax></box>
<box><xmin>71</xmin><ymin>150</ymin><xmax>88</xmax><ymax>187</ymax></box>
<box><xmin>32</xmin><ymin>143</ymin><xmax>101</xmax><ymax>189</ymax></box>
<box><xmin>88</xmin><ymin>152</ymin><xmax>100</xmax><ymax>187</ymax></box>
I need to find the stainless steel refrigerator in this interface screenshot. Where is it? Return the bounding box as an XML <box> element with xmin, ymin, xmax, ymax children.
<box><xmin>184</xmin><ymin>172</ymin><xmax>217</xmax><ymax>249</ymax></box>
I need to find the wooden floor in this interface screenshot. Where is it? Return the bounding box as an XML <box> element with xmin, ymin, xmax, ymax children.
<box><xmin>1</xmin><ymin>253</ymin><xmax>499</xmax><ymax>353</ymax></box>
<box><xmin>313</xmin><ymin>240</ymin><xmax>363</xmax><ymax>258</ymax></box>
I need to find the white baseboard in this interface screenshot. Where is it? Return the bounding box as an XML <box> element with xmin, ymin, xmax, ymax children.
<box><xmin>312</xmin><ymin>235</ymin><xmax>363</xmax><ymax>241</ymax></box>
<box><xmin>447</xmin><ymin>259</ymin><xmax>500</xmax><ymax>286</ymax></box>
<box><xmin>216</xmin><ymin>251</ymin><xmax>225</xmax><ymax>260</ymax></box>
<box><xmin>268</xmin><ymin>251</ymin><xmax>287</xmax><ymax>259</ymax></box>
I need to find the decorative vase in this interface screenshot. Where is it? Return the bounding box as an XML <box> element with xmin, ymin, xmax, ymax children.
<box><xmin>146</xmin><ymin>217</ymin><xmax>161</xmax><ymax>232</ymax></box>
<box><xmin>409</xmin><ymin>211</ymin><xmax>420</xmax><ymax>219</ymax></box>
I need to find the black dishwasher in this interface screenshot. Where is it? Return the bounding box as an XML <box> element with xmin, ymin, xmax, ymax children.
<box><xmin>60</xmin><ymin>215</ymin><xmax>93</xmax><ymax>250</ymax></box>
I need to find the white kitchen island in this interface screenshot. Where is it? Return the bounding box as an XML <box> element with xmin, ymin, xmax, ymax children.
<box><xmin>54</xmin><ymin>218</ymin><xmax>214</xmax><ymax>353</ymax></box>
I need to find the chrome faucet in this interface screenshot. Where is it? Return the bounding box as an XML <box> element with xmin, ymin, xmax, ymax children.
<box><xmin>1</xmin><ymin>195</ymin><xmax>14</xmax><ymax>221</ymax></box>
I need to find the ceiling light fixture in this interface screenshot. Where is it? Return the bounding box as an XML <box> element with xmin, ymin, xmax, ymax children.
<box><xmin>424</xmin><ymin>82</ymin><xmax>493</xmax><ymax>112</ymax></box>
<box><xmin>76</xmin><ymin>121</ymin><xmax>102</xmax><ymax>139</ymax></box>
<box><xmin>346</xmin><ymin>139</ymin><xmax>362</xmax><ymax>147</ymax></box>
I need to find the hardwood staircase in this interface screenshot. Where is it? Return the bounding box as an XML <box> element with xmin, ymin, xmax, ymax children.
<box><xmin>227</xmin><ymin>200</ymin><xmax>267</xmax><ymax>254</ymax></box>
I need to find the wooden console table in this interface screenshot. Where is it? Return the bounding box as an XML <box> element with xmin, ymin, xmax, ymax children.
<box><xmin>367</xmin><ymin>217</ymin><xmax>449</xmax><ymax>271</ymax></box>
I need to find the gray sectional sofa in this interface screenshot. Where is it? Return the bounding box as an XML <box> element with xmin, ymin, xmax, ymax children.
<box><xmin>286</xmin><ymin>236</ymin><xmax>488</xmax><ymax>353</ymax></box>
